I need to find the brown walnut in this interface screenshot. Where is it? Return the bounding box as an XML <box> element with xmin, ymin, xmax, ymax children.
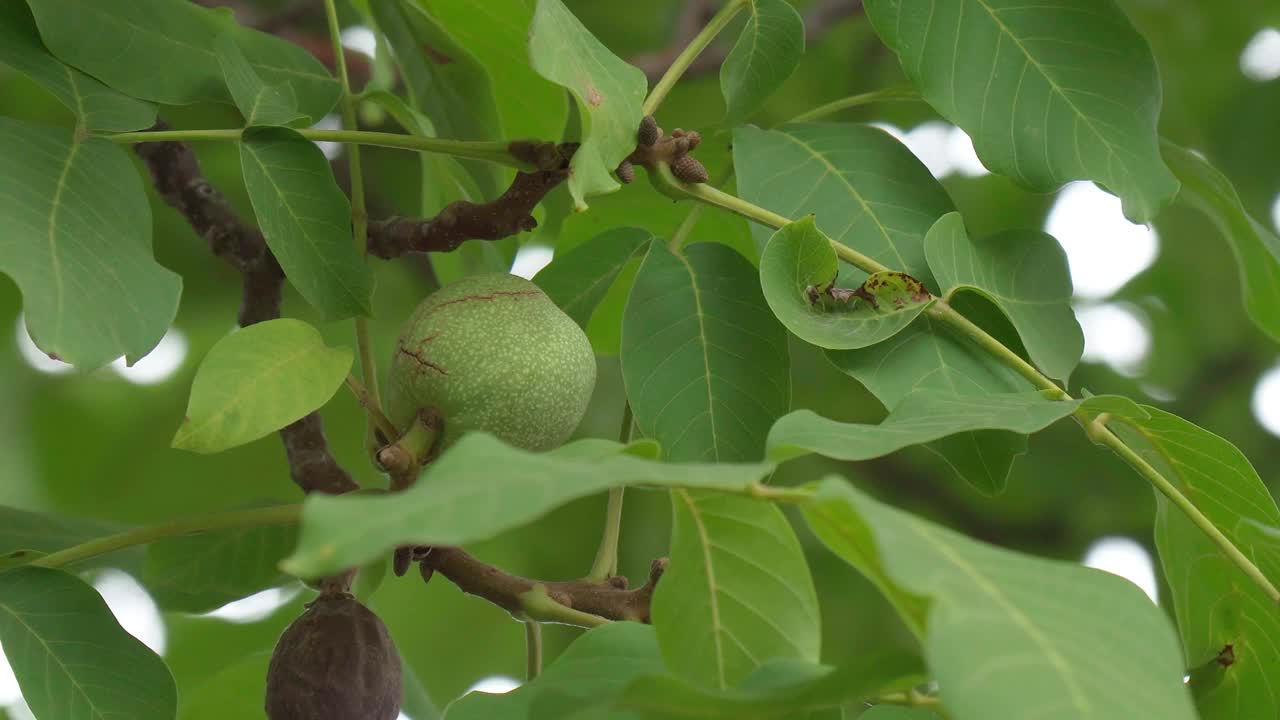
<box><xmin>265</xmin><ymin>592</ymin><xmax>402</xmax><ymax>720</ymax></box>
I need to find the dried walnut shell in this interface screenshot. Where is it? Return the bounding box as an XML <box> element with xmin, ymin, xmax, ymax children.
<box><xmin>265</xmin><ymin>593</ymin><xmax>402</xmax><ymax>720</ymax></box>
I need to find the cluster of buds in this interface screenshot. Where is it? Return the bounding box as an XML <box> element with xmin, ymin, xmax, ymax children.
<box><xmin>617</xmin><ymin>115</ymin><xmax>710</xmax><ymax>185</ymax></box>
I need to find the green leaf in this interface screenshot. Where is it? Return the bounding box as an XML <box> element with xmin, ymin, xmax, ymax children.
<box><xmin>1106</xmin><ymin>405</ymin><xmax>1280</xmax><ymax>719</ymax></box>
<box><xmin>733</xmin><ymin>121</ymin><xmax>1026</xmax><ymax>487</ymax></box>
<box><xmin>214</xmin><ymin>33</ymin><xmax>307</xmax><ymax>127</ymax></box>
<box><xmin>653</xmin><ymin>491</ymin><xmax>820</xmax><ymax>689</ymax></box>
<box><xmin>1105</xmin><ymin>405</ymin><xmax>1280</xmax><ymax>582</ymax></box>
<box><xmin>924</xmin><ymin>213</ymin><xmax>1083</xmax><ymax>380</ymax></box>
<box><xmin>586</xmin><ymin>254</ymin><xmax>643</xmax><ymax>356</ymax></box>
<box><xmin>239</xmin><ymin>126</ymin><xmax>373</xmax><ymax>319</ymax></box>
<box><xmin>0</xmin><ymin>118</ymin><xmax>182</xmax><ymax>369</ymax></box>
<box><xmin>0</xmin><ymin>1</ymin><xmax>154</xmax><ymax>131</ymax></box>
<box><xmin>0</xmin><ymin>567</ymin><xmax>177</xmax><ymax>720</ymax></box>
<box><xmin>760</xmin><ymin>217</ymin><xmax>934</xmax><ymax>350</ymax></box>
<box><xmin>421</xmin><ymin>0</ymin><xmax>566</xmax><ymax>141</ymax></box>
<box><xmin>827</xmin><ymin>307</ymin><xmax>1037</xmax><ymax>492</ymax></box>
<box><xmin>143</xmin><ymin>522</ymin><xmax>297</xmax><ymax>613</ymax></box>
<box><xmin>353</xmin><ymin>553</ymin><xmax>389</xmax><ymax>603</ymax></box>
<box><xmin>734</xmin><ymin>123</ymin><xmax>955</xmax><ymax>288</ymax></box>
<box><xmin>1157</xmin><ymin>505</ymin><xmax>1280</xmax><ymax>719</ymax></box>
<box><xmin>862</xmin><ymin>709</ymin><xmax>939</xmax><ymax>719</ymax></box>
<box><xmin>172</xmin><ymin>319</ymin><xmax>353</xmax><ymax>454</ymax></box>
<box><xmin>721</xmin><ymin>0</ymin><xmax>805</xmax><ymax>124</ymax></box>
<box><xmin>534</xmin><ymin>227</ymin><xmax>653</xmax><ymax>327</ymax></box>
<box><xmin>283</xmin><ymin>434</ymin><xmax>774</xmax><ymax>577</ymax></box>
<box><xmin>369</xmin><ymin>0</ymin><xmax>503</xmax><ymax>198</ymax></box>
<box><xmin>402</xmin><ymin>659</ymin><xmax>444</xmax><ymax>720</ymax></box>
<box><xmin>622</xmin><ymin>241</ymin><xmax>811</xmax><ymax>690</ymax></box>
<box><xmin>862</xmin><ymin>0</ymin><xmax>1178</xmax><ymax>222</ymax></box>
<box><xmin>529</xmin><ymin>0</ymin><xmax>647</xmax><ymax>209</ymax></box>
<box><xmin>175</xmin><ymin>651</ymin><xmax>272</xmax><ymax>720</ymax></box>
<box><xmin>26</xmin><ymin>0</ymin><xmax>340</xmax><ymax>118</ymax></box>
<box><xmin>829</xmin><ymin>313</ymin><xmax>1030</xmax><ymax>403</ymax></box>
<box><xmin>0</xmin><ymin>507</ymin><xmax>142</xmax><ymax>574</ymax></box>
<box><xmin>445</xmin><ymin>622</ymin><xmax>663</xmax><ymax>720</ymax></box>
<box><xmin>1162</xmin><ymin>141</ymin><xmax>1280</xmax><ymax>342</ymax></box>
<box><xmin>619</xmin><ymin>653</ymin><xmax>923</xmax><ymax>719</ymax></box>
<box><xmin>768</xmin><ymin>391</ymin><xmax>1139</xmax><ymax>463</ymax></box>
<box><xmin>622</xmin><ymin>242</ymin><xmax>790</xmax><ymax>462</ymax></box>
<box><xmin>803</xmin><ymin>479</ymin><xmax>1197</xmax><ymax>720</ymax></box>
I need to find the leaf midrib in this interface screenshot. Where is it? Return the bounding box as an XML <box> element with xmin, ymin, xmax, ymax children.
<box><xmin>242</xmin><ymin>141</ymin><xmax>365</xmax><ymax>311</ymax></box>
<box><xmin>966</xmin><ymin>0</ymin><xmax>1120</xmax><ymax>172</ymax></box>
<box><xmin>46</xmin><ymin>136</ymin><xmax>80</xmax><ymax>351</ymax></box>
<box><xmin>676</xmin><ymin>488</ymin><xmax>729</xmax><ymax>689</ymax></box>
<box><xmin>179</xmin><ymin>342</ymin><xmax>325</xmax><ymax>444</ymax></box>
<box><xmin>905</xmin><ymin>516</ymin><xmax>1091</xmax><ymax>712</ymax></box>
<box><xmin>774</xmin><ymin>131</ymin><xmax>910</xmax><ymax>272</ymax></box>
<box><xmin>676</xmin><ymin>251</ymin><xmax>722</xmax><ymax>460</ymax></box>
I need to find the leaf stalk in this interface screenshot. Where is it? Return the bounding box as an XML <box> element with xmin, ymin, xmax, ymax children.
<box><xmin>324</xmin><ymin>0</ymin><xmax>384</xmax><ymax>461</ymax></box>
<box><xmin>29</xmin><ymin>505</ymin><xmax>303</xmax><ymax>570</ymax></box>
<box><xmin>643</xmin><ymin>0</ymin><xmax>748</xmax><ymax>116</ymax></box>
<box><xmin>664</xmin><ymin>161</ymin><xmax>1280</xmax><ymax>604</ymax></box>
<box><xmin>104</xmin><ymin>129</ymin><xmax>535</xmax><ymax>171</ymax></box>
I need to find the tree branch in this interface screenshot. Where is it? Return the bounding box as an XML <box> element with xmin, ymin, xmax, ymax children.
<box><xmin>135</xmin><ymin>127</ymin><xmax>664</xmax><ymax>619</ymax></box>
<box><xmin>413</xmin><ymin>547</ymin><xmax>666</xmax><ymax>626</ymax></box>
<box><xmin>133</xmin><ymin>126</ymin><xmax>356</xmax><ymax>496</ymax></box>
<box><xmin>630</xmin><ymin>0</ymin><xmax>863</xmax><ymax>84</ymax></box>
<box><xmin>366</xmin><ymin>142</ymin><xmax>573</xmax><ymax>258</ymax></box>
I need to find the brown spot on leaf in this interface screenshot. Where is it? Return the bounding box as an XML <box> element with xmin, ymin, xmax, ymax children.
<box><xmin>1216</xmin><ymin>644</ymin><xmax>1236</xmax><ymax>667</ymax></box>
<box><xmin>420</xmin><ymin>43</ymin><xmax>454</xmax><ymax>65</ymax></box>
<box><xmin>816</xmin><ymin>271</ymin><xmax>932</xmax><ymax>312</ymax></box>
<box><xmin>587</xmin><ymin>85</ymin><xmax>603</xmax><ymax>107</ymax></box>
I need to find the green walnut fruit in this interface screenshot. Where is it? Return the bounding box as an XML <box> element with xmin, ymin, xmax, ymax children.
<box><xmin>387</xmin><ymin>273</ymin><xmax>596</xmax><ymax>451</ymax></box>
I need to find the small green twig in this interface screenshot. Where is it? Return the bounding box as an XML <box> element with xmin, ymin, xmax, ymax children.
<box><xmin>377</xmin><ymin>411</ymin><xmax>442</xmax><ymax>492</ymax></box>
<box><xmin>787</xmin><ymin>87</ymin><xmax>922</xmax><ymax>123</ymax></box>
<box><xmin>747</xmin><ymin>483</ymin><xmax>814</xmax><ymax>504</ymax></box>
<box><xmin>667</xmin><ymin>203</ymin><xmax>705</xmax><ymax>253</ymax></box>
<box><xmin>1095</xmin><ymin>422</ymin><xmax>1280</xmax><ymax>604</ymax></box>
<box><xmin>667</xmin><ymin>161</ymin><xmax>1280</xmax><ymax>604</ymax></box>
<box><xmin>587</xmin><ymin>487</ymin><xmax>626</xmax><ymax>582</ymax></box>
<box><xmin>588</xmin><ymin>403</ymin><xmax>633</xmax><ymax>581</ymax></box>
<box><xmin>655</xmin><ymin>163</ymin><xmax>890</xmax><ymax>274</ymax></box>
<box><xmin>325</xmin><ymin>0</ymin><xmax>385</xmax><ymax>460</ymax></box>
<box><xmin>643</xmin><ymin>0</ymin><xmax>748</xmax><ymax>116</ymax></box>
<box><xmin>29</xmin><ymin>505</ymin><xmax>302</xmax><ymax>570</ymax></box>
<box><xmin>524</xmin><ymin>620</ymin><xmax>544</xmax><ymax>681</ymax></box>
<box><xmin>876</xmin><ymin>689</ymin><xmax>942</xmax><ymax>708</ymax></box>
<box><xmin>876</xmin><ymin>689</ymin><xmax>953</xmax><ymax>719</ymax></box>
<box><xmin>666</xmin><ymin>164</ymin><xmax>735</xmax><ymax>252</ymax></box>
<box><xmin>104</xmin><ymin>129</ymin><xmax>536</xmax><ymax>171</ymax></box>
<box><xmin>519</xmin><ymin>585</ymin><xmax>612</xmax><ymax>628</ymax></box>
<box><xmin>344</xmin><ymin>374</ymin><xmax>399</xmax><ymax>442</ymax></box>
<box><xmin>924</xmin><ymin>303</ymin><xmax>1067</xmax><ymax>399</ymax></box>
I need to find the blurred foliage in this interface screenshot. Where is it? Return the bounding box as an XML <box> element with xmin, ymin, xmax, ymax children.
<box><xmin>0</xmin><ymin>0</ymin><xmax>1277</xmax><ymax>714</ymax></box>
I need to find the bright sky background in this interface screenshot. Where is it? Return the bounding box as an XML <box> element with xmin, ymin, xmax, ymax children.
<box><xmin>1240</xmin><ymin>28</ymin><xmax>1280</xmax><ymax>81</ymax></box>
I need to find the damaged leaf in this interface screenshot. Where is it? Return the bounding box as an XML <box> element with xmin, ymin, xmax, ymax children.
<box><xmin>761</xmin><ymin>217</ymin><xmax>934</xmax><ymax>350</ymax></box>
